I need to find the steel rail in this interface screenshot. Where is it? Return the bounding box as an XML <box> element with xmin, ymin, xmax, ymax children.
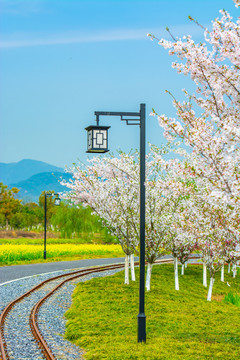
<box><xmin>30</xmin><ymin>260</ymin><xmax>177</xmax><ymax>359</ymax></box>
<box><xmin>32</xmin><ymin>258</ymin><xmax>198</xmax><ymax>359</ymax></box>
<box><xmin>30</xmin><ymin>264</ymin><xmax>125</xmax><ymax>360</ymax></box>
<box><xmin>0</xmin><ymin>256</ymin><xmax>200</xmax><ymax>360</ymax></box>
<box><xmin>0</xmin><ymin>263</ymin><xmax>124</xmax><ymax>360</ymax></box>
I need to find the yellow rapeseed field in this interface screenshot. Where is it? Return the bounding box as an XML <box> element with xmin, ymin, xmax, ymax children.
<box><xmin>0</xmin><ymin>243</ymin><xmax>123</xmax><ymax>265</ymax></box>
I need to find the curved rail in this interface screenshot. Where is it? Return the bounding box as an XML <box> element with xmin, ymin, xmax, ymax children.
<box><xmin>0</xmin><ymin>263</ymin><xmax>124</xmax><ymax>360</ymax></box>
<box><xmin>0</xmin><ymin>256</ymin><xmax>200</xmax><ymax>360</ymax></box>
<box><xmin>30</xmin><ymin>264</ymin><xmax>124</xmax><ymax>360</ymax></box>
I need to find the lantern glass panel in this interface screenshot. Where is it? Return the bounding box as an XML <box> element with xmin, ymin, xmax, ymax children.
<box><xmin>54</xmin><ymin>198</ymin><xmax>61</xmax><ymax>206</ymax></box>
<box><xmin>93</xmin><ymin>129</ymin><xmax>107</xmax><ymax>150</ymax></box>
<box><xmin>88</xmin><ymin>131</ymin><xmax>93</xmax><ymax>151</ymax></box>
<box><xmin>96</xmin><ymin>132</ymin><xmax>103</xmax><ymax>145</ymax></box>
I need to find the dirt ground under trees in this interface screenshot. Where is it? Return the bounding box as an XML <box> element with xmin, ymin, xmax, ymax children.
<box><xmin>0</xmin><ymin>230</ymin><xmax>59</xmax><ymax>239</ymax></box>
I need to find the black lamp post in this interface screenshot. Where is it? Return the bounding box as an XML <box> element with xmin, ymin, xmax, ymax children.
<box><xmin>44</xmin><ymin>192</ymin><xmax>61</xmax><ymax>259</ymax></box>
<box><xmin>85</xmin><ymin>103</ymin><xmax>146</xmax><ymax>343</ymax></box>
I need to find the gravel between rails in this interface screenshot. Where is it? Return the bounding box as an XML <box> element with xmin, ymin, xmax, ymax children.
<box><xmin>0</xmin><ymin>266</ymin><xmax>123</xmax><ymax>360</ymax></box>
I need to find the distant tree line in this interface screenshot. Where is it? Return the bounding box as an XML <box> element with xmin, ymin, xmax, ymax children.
<box><xmin>0</xmin><ymin>182</ymin><xmax>114</xmax><ymax>242</ymax></box>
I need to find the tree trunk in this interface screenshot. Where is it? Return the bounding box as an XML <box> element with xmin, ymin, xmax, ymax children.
<box><xmin>130</xmin><ymin>253</ymin><xmax>135</xmax><ymax>281</ymax></box>
<box><xmin>185</xmin><ymin>262</ymin><xmax>188</xmax><ymax>268</ymax></box>
<box><xmin>181</xmin><ymin>264</ymin><xmax>184</xmax><ymax>275</ymax></box>
<box><xmin>207</xmin><ymin>277</ymin><xmax>215</xmax><ymax>301</ymax></box>
<box><xmin>124</xmin><ymin>255</ymin><xmax>129</xmax><ymax>284</ymax></box>
<box><xmin>146</xmin><ymin>262</ymin><xmax>153</xmax><ymax>291</ymax></box>
<box><xmin>232</xmin><ymin>264</ymin><xmax>237</xmax><ymax>278</ymax></box>
<box><xmin>203</xmin><ymin>263</ymin><xmax>207</xmax><ymax>287</ymax></box>
<box><xmin>228</xmin><ymin>263</ymin><xmax>231</xmax><ymax>273</ymax></box>
<box><xmin>221</xmin><ymin>265</ymin><xmax>224</xmax><ymax>282</ymax></box>
<box><xmin>174</xmin><ymin>257</ymin><xmax>179</xmax><ymax>291</ymax></box>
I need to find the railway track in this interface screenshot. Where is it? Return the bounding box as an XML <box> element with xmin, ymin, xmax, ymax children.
<box><xmin>0</xmin><ymin>257</ymin><xmax>198</xmax><ymax>360</ymax></box>
<box><xmin>0</xmin><ymin>263</ymin><xmax>125</xmax><ymax>360</ymax></box>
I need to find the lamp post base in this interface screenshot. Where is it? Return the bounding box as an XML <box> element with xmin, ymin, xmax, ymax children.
<box><xmin>44</xmin><ymin>250</ymin><xmax>46</xmax><ymax>260</ymax></box>
<box><xmin>138</xmin><ymin>313</ymin><xmax>146</xmax><ymax>342</ymax></box>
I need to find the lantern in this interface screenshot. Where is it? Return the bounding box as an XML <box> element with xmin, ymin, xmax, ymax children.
<box><xmin>85</xmin><ymin>125</ymin><xmax>110</xmax><ymax>153</ymax></box>
<box><xmin>54</xmin><ymin>197</ymin><xmax>61</xmax><ymax>206</ymax></box>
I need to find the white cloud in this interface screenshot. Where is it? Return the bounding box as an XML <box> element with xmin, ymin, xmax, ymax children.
<box><xmin>0</xmin><ymin>24</ymin><xmax>206</xmax><ymax>49</ymax></box>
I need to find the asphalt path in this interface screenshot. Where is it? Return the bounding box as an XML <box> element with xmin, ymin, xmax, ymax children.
<box><xmin>0</xmin><ymin>257</ymin><xmax>127</xmax><ymax>285</ymax></box>
<box><xmin>0</xmin><ymin>254</ymin><xmax>201</xmax><ymax>285</ymax></box>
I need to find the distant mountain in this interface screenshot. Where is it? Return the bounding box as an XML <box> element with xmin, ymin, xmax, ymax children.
<box><xmin>10</xmin><ymin>171</ymin><xmax>72</xmax><ymax>203</ymax></box>
<box><xmin>0</xmin><ymin>159</ymin><xmax>64</xmax><ymax>185</ymax></box>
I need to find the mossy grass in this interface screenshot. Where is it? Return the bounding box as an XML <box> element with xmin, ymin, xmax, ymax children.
<box><xmin>65</xmin><ymin>264</ymin><xmax>240</xmax><ymax>359</ymax></box>
<box><xmin>224</xmin><ymin>291</ymin><xmax>240</xmax><ymax>307</ymax></box>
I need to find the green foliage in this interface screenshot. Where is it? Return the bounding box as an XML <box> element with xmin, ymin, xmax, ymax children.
<box><xmin>0</xmin><ymin>182</ymin><xmax>22</xmax><ymax>228</ymax></box>
<box><xmin>0</xmin><ymin>183</ymin><xmax>116</xmax><ymax>243</ymax></box>
<box><xmin>224</xmin><ymin>292</ymin><xmax>240</xmax><ymax>307</ymax></box>
<box><xmin>0</xmin><ymin>213</ymin><xmax>5</xmax><ymax>227</ymax></box>
<box><xmin>9</xmin><ymin>202</ymin><xmax>43</xmax><ymax>229</ymax></box>
<box><xmin>51</xmin><ymin>202</ymin><xmax>117</xmax><ymax>243</ymax></box>
<box><xmin>65</xmin><ymin>265</ymin><xmax>240</xmax><ymax>359</ymax></box>
<box><xmin>51</xmin><ymin>202</ymin><xmax>92</xmax><ymax>237</ymax></box>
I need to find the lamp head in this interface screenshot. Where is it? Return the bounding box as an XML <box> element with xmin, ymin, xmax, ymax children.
<box><xmin>54</xmin><ymin>197</ymin><xmax>61</xmax><ymax>206</ymax></box>
<box><xmin>85</xmin><ymin>125</ymin><xmax>110</xmax><ymax>153</ymax></box>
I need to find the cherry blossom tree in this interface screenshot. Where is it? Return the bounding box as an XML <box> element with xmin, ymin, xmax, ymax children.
<box><xmin>144</xmin><ymin>180</ymin><xmax>168</xmax><ymax>291</ymax></box>
<box><xmin>183</xmin><ymin>192</ymin><xmax>239</xmax><ymax>300</ymax></box>
<box><xmin>148</xmin><ymin>0</ymin><xmax>240</xmax><ymax>216</ymax></box>
<box><xmin>148</xmin><ymin>146</ymin><xmax>198</xmax><ymax>290</ymax></box>
<box><xmin>148</xmin><ymin>0</ymin><xmax>240</xmax><ymax>299</ymax></box>
<box><xmin>177</xmin><ymin>242</ymin><xmax>196</xmax><ymax>276</ymax></box>
<box><xmin>61</xmin><ymin>153</ymin><xmax>140</xmax><ymax>284</ymax></box>
<box><xmin>62</xmin><ymin>146</ymin><xmax>198</xmax><ymax>291</ymax></box>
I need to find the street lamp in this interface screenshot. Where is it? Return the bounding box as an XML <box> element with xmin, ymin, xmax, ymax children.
<box><xmin>85</xmin><ymin>103</ymin><xmax>146</xmax><ymax>343</ymax></box>
<box><xmin>54</xmin><ymin>195</ymin><xmax>61</xmax><ymax>206</ymax></box>
<box><xmin>44</xmin><ymin>192</ymin><xmax>61</xmax><ymax>260</ymax></box>
<box><xmin>85</xmin><ymin>125</ymin><xmax>110</xmax><ymax>153</ymax></box>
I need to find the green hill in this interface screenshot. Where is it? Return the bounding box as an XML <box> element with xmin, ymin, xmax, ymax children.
<box><xmin>10</xmin><ymin>171</ymin><xmax>72</xmax><ymax>203</ymax></box>
<box><xmin>0</xmin><ymin>159</ymin><xmax>64</xmax><ymax>185</ymax></box>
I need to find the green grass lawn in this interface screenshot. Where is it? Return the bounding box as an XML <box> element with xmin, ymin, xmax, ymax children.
<box><xmin>65</xmin><ymin>264</ymin><xmax>240</xmax><ymax>360</ymax></box>
<box><xmin>0</xmin><ymin>236</ymin><xmax>114</xmax><ymax>245</ymax></box>
<box><xmin>0</xmin><ymin>238</ymin><xmax>85</xmax><ymax>245</ymax></box>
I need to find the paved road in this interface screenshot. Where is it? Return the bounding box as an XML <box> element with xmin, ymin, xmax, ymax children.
<box><xmin>0</xmin><ymin>257</ymin><xmax>126</xmax><ymax>285</ymax></box>
<box><xmin>0</xmin><ymin>254</ymin><xmax>201</xmax><ymax>285</ymax></box>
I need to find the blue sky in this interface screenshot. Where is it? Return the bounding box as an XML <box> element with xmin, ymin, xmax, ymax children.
<box><xmin>0</xmin><ymin>0</ymin><xmax>238</xmax><ymax>168</ymax></box>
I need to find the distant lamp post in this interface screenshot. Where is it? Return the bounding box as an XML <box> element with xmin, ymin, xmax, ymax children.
<box><xmin>54</xmin><ymin>195</ymin><xmax>61</xmax><ymax>206</ymax></box>
<box><xmin>44</xmin><ymin>192</ymin><xmax>61</xmax><ymax>260</ymax></box>
<box><xmin>85</xmin><ymin>104</ymin><xmax>146</xmax><ymax>343</ymax></box>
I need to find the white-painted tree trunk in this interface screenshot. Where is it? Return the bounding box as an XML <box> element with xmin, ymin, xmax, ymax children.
<box><xmin>181</xmin><ymin>264</ymin><xmax>184</xmax><ymax>275</ymax></box>
<box><xmin>228</xmin><ymin>263</ymin><xmax>231</xmax><ymax>273</ymax></box>
<box><xmin>232</xmin><ymin>264</ymin><xmax>237</xmax><ymax>278</ymax></box>
<box><xmin>124</xmin><ymin>255</ymin><xmax>129</xmax><ymax>284</ymax></box>
<box><xmin>221</xmin><ymin>265</ymin><xmax>224</xmax><ymax>282</ymax></box>
<box><xmin>207</xmin><ymin>277</ymin><xmax>215</xmax><ymax>301</ymax></box>
<box><xmin>174</xmin><ymin>257</ymin><xmax>179</xmax><ymax>291</ymax></box>
<box><xmin>146</xmin><ymin>262</ymin><xmax>153</xmax><ymax>291</ymax></box>
<box><xmin>130</xmin><ymin>253</ymin><xmax>135</xmax><ymax>281</ymax></box>
<box><xmin>185</xmin><ymin>262</ymin><xmax>188</xmax><ymax>268</ymax></box>
<box><xmin>203</xmin><ymin>263</ymin><xmax>207</xmax><ymax>287</ymax></box>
